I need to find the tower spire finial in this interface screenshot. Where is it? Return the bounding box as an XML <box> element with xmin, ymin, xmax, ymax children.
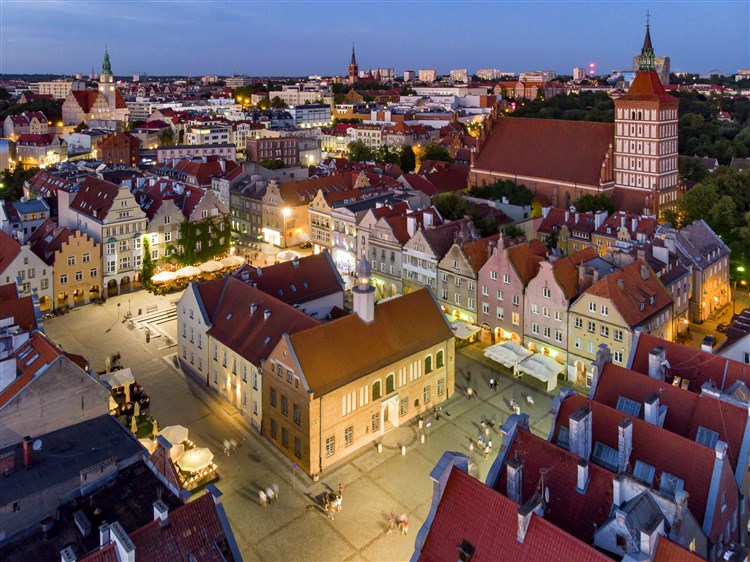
<box><xmin>646</xmin><ymin>10</ymin><xmax>650</xmax><ymax>28</ymax></box>
<box><xmin>638</xmin><ymin>15</ymin><xmax>655</xmax><ymax>72</ymax></box>
<box><xmin>350</xmin><ymin>43</ymin><xmax>357</xmax><ymax>66</ymax></box>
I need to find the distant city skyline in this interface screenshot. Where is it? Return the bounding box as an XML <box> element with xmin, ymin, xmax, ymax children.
<box><xmin>1</xmin><ymin>1</ymin><xmax>748</xmax><ymax>77</ymax></box>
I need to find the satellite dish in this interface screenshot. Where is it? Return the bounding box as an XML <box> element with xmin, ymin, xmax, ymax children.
<box><xmin>32</xmin><ymin>439</ymin><xmax>42</xmax><ymax>451</ymax></box>
<box><xmin>544</xmin><ymin>487</ymin><xmax>550</xmax><ymax>503</ymax></box>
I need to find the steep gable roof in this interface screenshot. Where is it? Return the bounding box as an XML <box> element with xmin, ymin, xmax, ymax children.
<box><xmin>288</xmin><ymin>288</ymin><xmax>452</xmax><ymax>395</ymax></box>
<box><xmin>593</xmin><ymin>362</ymin><xmax>747</xmax><ymax>473</ymax></box>
<box><xmin>619</xmin><ymin>71</ymin><xmax>678</xmax><ymax>103</ymax></box>
<box><xmin>630</xmin><ymin>333</ymin><xmax>750</xmax><ymax>395</ymax></box>
<box><xmin>421</xmin><ymin>219</ymin><xmax>470</xmax><ymax>259</ymax></box>
<box><xmin>475</xmin><ymin>118</ymin><xmax>614</xmax><ymax>187</ymax></box>
<box><xmin>0</xmin><ymin>230</ymin><xmax>22</xmax><ymax>274</ymax></box>
<box><xmin>71</xmin><ymin>90</ymin><xmax>101</xmax><ymax>113</ymax></box>
<box><xmin>69</xmin><ymin>176</ymin><xmax>120</xmax><ymax>221</ymax></box>
<box><xmin>28</xmin><ymin>219</ymin><xmax>74</xmax><ymax>266</ymax></box>
<box><xmin>495</xmin><ymin>428</ymin><xmax>614</xmax><ymax>544</ymax></box>
<box><xmin>0</xmin><ymin>331</ymin><xmax>64</xmax><ymax>408</ymax></box>
<box><xmin>584</xmin><ymin>260</ymin><xmax>672</xmax><ymax>327</ymax></box>
<box><xmin>0</xmin><ymin>283</ymin><xmax>37</xmax><ymax>332</ymax></box>
<box><xmin>553</xmin><ymin>394</ymin><xmax>722</xmax><ymax>527</ymax></box>
<box><xmin>231</xmin><ymin>251</ymin><xmax>344</xmax><ymax>307</ymax></box>
<box><xmin>419</xmin><ymin>465</ymin><xmax>610</xmax><ymax>562</ymax></box>
<box><xmin>462</xmin><ymin>234</ymin><xmax>501</xmax><ymax>274</ymax></box>
<box><xmin>506</xmin><ymin>240</ymin><xmax>546</xmax><ymax>286</ymax></box>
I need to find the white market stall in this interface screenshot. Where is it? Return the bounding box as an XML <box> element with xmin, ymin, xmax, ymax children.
<box><xmin>199</xmin><ymin>260</ymin><xmax>224</xmax><ymax>273</ymax></box>
<box><xmin>220</xmin><ymin>255</ymin><xmax>244</xmax><ymax>268</ymax></box>
<box><xmin>516</xmin><ymin>353</ymin><xmax>565</xmax><ymax>392</ymax></box>
<box><xmin>450</xmin><ymin>320</ymin><xmax>481</xmax><ymax>341</ymax></box>
<box><xmin>484</xmin><ymin>341</ymin><xmax>532</xmax><ymax>369</ymax></box>
<box><xmin>175</xmin><ymin>265</ymin><xmax>202</xmax><ymax>279</ymax></box>
<box><xmin>151</xmin><ymin>271</ymin><xmax>179</xmax><ymax>284</ymax></box>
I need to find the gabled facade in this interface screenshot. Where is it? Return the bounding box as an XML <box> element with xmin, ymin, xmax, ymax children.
<box><xmin>0</xmin><ymin>231</ymin><xmax>53</xmax><ymax>311</ymax></box>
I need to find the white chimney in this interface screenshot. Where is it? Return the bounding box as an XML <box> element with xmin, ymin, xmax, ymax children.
<box><xmin>109</xmin><ymin>522</ymin><xmax>135</xmax><ymax>562</ymax></box>
<box><xmin>644</xmin><ymin>393</ymin><xmax>660</xmax><ymax>426</ymax></box>
<box><xmin>612</xmin><ymin>474</ymin><xmax>625</xmax><ymax>507</ymax></box>
<box><xmin>576</xmin><ymin>460</ymin><xmax>589</xmax><ymax>494</ymax></box>
<box><xmin>639</xmin><ymin>516</ymin><xmax>665</xmax><ymax>557</ymax></box>
<box><xmin>506</xmin><ymin>457</ymin><xmax>523</xmax><ymax>504</ymax></box>
<box><xmin>569</xmin><ymin>406</ymin><xmax>592</xmax><ymax>461</ymax></box>
<box><xmin>617</xmin><ymin>419</ymin><xmax>633</xmax><ymax>473</ymax></box>
<box><xmin>631</xmin><ymin>217</ymin><xmax>638</xmax><ymax>232</ymax></box>
<box><xmin>640</xmin><ymin>263</ymin><xmax>650</xmax><ymax>280</ymax></box>
<box><xmin>153</xmin><ymin>499</ymin><xmax>169</xmax><ymax>526</ymax></box>
<box><xmin>99</xmin><ymin>523</ymin><xmax>110</xmax><ymax>547</ymax></box>
<box><xmin>263</xmin><ymin>309</ymin><xmax>271</xmax><ymax>321</ymax></box>
<box><xmin>647</xmin><ymin>346</ymin><xmax>666</xmax><ymax>381</ymax></box>
<box><xmin>516</xmin><ymin>493</ymin><xmax>544</xmax><ymax>543</ymax></box>
<box><xmin>60</xmin><ymin>546</ymin><xmax>77</xmax><ymax>562</ymax></box>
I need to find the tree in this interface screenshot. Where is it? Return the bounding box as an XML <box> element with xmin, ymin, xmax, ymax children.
<box><xmin>679</xmin><ymin>155</ymin><xmax>709</xmax><ymax>182</ymax></box>
<box><xmin>573</xmin><ymin>194</ymin><xmax>616</xmax><ymax>214</ymax></box>
<box><xmin>158</xmin><ymin>127</ymin><xmax>176</xmax><ymax>147</ymax></box>
<box><xmin>503</xmin><ymin>224</ymin><xmax>526</xmax><ymax>238</ymax></box>
<box><xmin>142</xmin><ymin>238</ymin><xmax>155</xmax><ymax>289</ymax></box>
<box><xmin>400</xmin><ymin>145</ymin><xmax>416</xmax><ymax>172</ymax></box>
<box><xmin>0</xmin><ymin>87</ymin><xmax>10</xmax><ymax>101</ymax></box>
<box><xmin>468</xmin><ymin>180</ymin><xmax>534</xmax><ymax>206</ymax></box>
<box><xmin>270</xmin><ymin>96</ymin><xmax>287</xmax><ymax>109</ymax></box>
<box><xmin>545</xmin><ymin>230</ymin><xmax>559</xmax><ymax>251</ymax></box>
<box><xmin>256</xmin><ymin>97</ymin><xmax>270</xmax><ymax>110</ymax></box>
<box><xmin>347</xmin><ymin>140</ymin><xmax>374</xmax><ymax>162</ymax></box>
<box><xmin>374</xmin><ymin>145</ymin><xmax>400</xmax><ymax>165</ymax></box>
<box><xmin>0</xmin><ymin>166</ymin><xmax>39</xmax><ymax>201</ymax></box>
<box><xmin>420</xmin><ymin>143</ymin><xmax>453</xmax><ymax>163</ymax></box>
<box><xmin>432</xmin><ymin>193</ymin><xmax>472</xmax><ymax>221</ymax></box>
<box><xmin>74</xmin><ymin>122</ymin><xmax>89</xmax><ymax>133</ymax></box>
<box><xmin>259</xmin><ymin>159</ymin><xmax>285</xmax><ymax>169</ymax></box>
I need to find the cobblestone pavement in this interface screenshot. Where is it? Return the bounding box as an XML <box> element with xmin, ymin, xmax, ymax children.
<box><xmin>45</xmin><ymin>291</ymin><xmax>555</xmax><ymax>561</ymax></box>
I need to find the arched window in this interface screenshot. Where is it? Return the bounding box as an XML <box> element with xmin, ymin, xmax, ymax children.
<box><xmin>425</xmin><ymin>355</ymin><xmax>433</xmax><ymax>374</ymax></box>
<box><xmin>436</xmin><ymin>350</ymin><xmax>444</xmax><ymax>368</ymax></box>
<box><xmin>386</xmin><ymin>373</ymin><xmax>395</xmax><ymax>394</ymax></box>
<box><xmin>372</xmin><ymin>380</ymin><xmax>382</xmax><ymax>400</ymax></box>
<box><xmin>631</xmin><ymin>110</ymin><xmax>635</xmax><ymax>120</ymax></box>
<box><xmin>637</xmin><ymin>111</ymin><xmax>642</xmax><ymax>120</ymax></box>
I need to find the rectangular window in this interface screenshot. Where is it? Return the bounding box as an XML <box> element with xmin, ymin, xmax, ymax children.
<box><xmin>542</xmin><ymin>307</ymin><xmax>550</xmax><ymax>318</ymax></box>
<box><xmin>575</xmin><ymin>337</ymin><xmax>582</xmax><ymax>349</ymax></box>
<box><xmin>601</xmin><ymin>305</ymin><xmax>609</xmax><ymax>316</ymax></box>
<box><xmin>512</xmin><ymin>294</ymin><xmax>519</xmax><ymax>306</ymax></box>
<box><xmin>589</xmin><ymin>301</ymin><xmax>596</xmax><ymax>312</ymax></box>
<box><xmin>482</xmin><ymin>285</ymin><xmax>489</xmax><ymax>296</ymax></box>
<box><xmin>512</xmin><ymin>312</ymin><xmax>520</xmax><ymax>325</ymax></box>
<box><xmin>482</xmin><ymin>302</ymin><xmax>489</xmax><ymax>314</ymax></box>
<box><xmin>271</xmin><ymin>418</ymin><xmax>277</xmax><ymax>438</ymax></box>
<box><xmin>497</xmin><ymin>307</ymin><xmax>504</xmax><ymax>320</ymax></box>
<box><xmin>60</xmin><ymin>274</ymin><xmax>68</xmax><ymax>285</ymax></box>
<box><xmin>497</xmin><ymin>290</ymin><xmax>503</xmax><ymax>301</ymax></box>
<box><xmin>542</xmin><ymin>287</ymin><xmax>551</xmax><ymax>298</ymax></box>
<box><xmin>270</xmin><ymin>388</ymin><xmax>277</xmax><ymax>407</ymax></box>
<box><xmin>424</xmin><ymin>385</ymin><xmax>431</xmax><ymax>404</ymax></box>
<box><xmin>532</xmin><ymin>322</ymin><xmax>539</xmax><ymax>334</ymax></box>
<box><xmin>543</xmin><ymin>326</ymin><xmax>551</xmax><ymax>338</ymax></box>
<box><xmin>555</xmin><ymin>330</ymin><xmax>563</xmax><ymax>343</ymax></box>
<box><xmin>600</xmin><ymin>325</ymin><xmax>609</xmax><ymax>337</ymax></box>
<box><xmin>490</xmin><ymin>270</ymin><xmax>497</xmax><ymax>280</ymax></box>
<box><xmin>400</xmin><ymin>397</ymin><xmax>408</xmax><ymax>416</ymax></box>
<box><xmin>614</xmin><ymin>351</ymin><xmax>623</xmax><ymax>364</ymax></box>
<box><xmin>554</xmin><ymin>310</ymin><xmax>562</xmax><ymax>322</ymax></box>
<box><xmin>503</xmin><ymin>274</ymin><xmax>510</xmax><ymax>284</ymax></box>
<box><xmin>325</xmin><ymin>436</ymin><xmax>335</xmax><ymax>457</ymax></box>
<box><xmin>83</xmin><ymin>253</ymin><xmax>91</xmax><ymax>263</ymax></box>
<box><xmin>575</xmin><ymin>317</ymin><xmax>583</xmax><ymax>329</ymax></box>
<box><xmin>587</xmin><ymin>321</ymin><xmax>596</xmax><ymax>333</ymax></box>
<box><xmin>531</xmin><ymin>303</ymin><xmax>539</xmax><ymax>315</ymax></box>
<box><xmin>437</xmin><ymin>377</ymin><xmax>445</xmax><ymax>397</ymax></box>
<box><xmin>67</xmin><ymin>256</ymin><xmax>75</xmax><ymax>266</ymax></box>
<box><xmin>294</xmin><ymin>404</ymin><xmax>301</xmax><ymax>425</ymax></box>
<box><xmin>281</xmin><ymin>396</ymin><xmax>288</xmax><ymax>416</ymax></box>
<box><xmin>345</xmin><ymin>426</ymin><xmax>353</xmax><ymax>447</ymax></box>
<box><xmin>614</xmin><ymin>330</ymin><xmax>623</xmax><ymax>342</ymax></box>
<box><xmin>75</xmin><ymin>271</ymin><xmax>83</xmax><ymax>282</ymax></box>
<box><xmin>295</xmin><ymin>437</ymin><xmax>302</xmax><ymax>459</ymax></box>
<box><xmin>371</xmin><ymin>412</ymin><xmax>380</xmax><ymax>432</ymax></box>
<box><xmin>90</xmin><ymin>268</ymin><xmax>97</xmax><ymax>278</ymax></box>
<box><xmin>282</xmin><ymin>428</ymin><xmax>289</xmax><ymax>448</ymax></box>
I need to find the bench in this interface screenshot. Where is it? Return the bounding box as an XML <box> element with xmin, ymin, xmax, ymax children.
<box><xmin>146</xmin><ymin>305</ymin><xmax>158</xmax><ymax>313</ymax></box>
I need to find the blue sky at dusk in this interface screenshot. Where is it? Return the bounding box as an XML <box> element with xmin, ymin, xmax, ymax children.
<box><xmin>1</xmin><ymin>1</ymin><xmax>747</xmax><ymax>76</ymax></box>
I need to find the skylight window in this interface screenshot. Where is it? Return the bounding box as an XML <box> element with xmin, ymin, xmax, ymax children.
<box><xmin>225</xmin><ymin>313</ymin><xmax>232</xmax><ymax>320</ymax></box>
<box><xmin>615</xmin><ymin>396</ymin><xmax>642</xmax><ymax>418</ymax></box>
<box><xmin>592</xmin><ymin>441</ymin><xmax>618</xmax><ymax>472</ymax></box>
<box><xmin>556</xmin><ymin>426</ymin><xmax>570</xmax><ymax>450</ymax></box>
<box><xmin>695</xmin><ymin>426</ymin><xmax>719</xmax><ymax>449</ymax></box>
<box><xmin>633</xmin><ymin>460</ymin><xmax>655</xmax><ymax>485</ymax></box>
<box><xmin>659</xmin><ymin>471</ymin><xmax>685</xmax><ymax>495</ymax></box>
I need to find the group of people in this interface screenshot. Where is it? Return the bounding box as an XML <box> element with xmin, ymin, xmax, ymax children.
<box><xmin>259</xmin><ymin>482</ymin><xmax>280</xmax><ymax>507</ymax></box>
<box><xmin>388</xmin><ymin>510</ymin><xmax>409</xmax><ymax>535</ymax></box>
<box><xmin>322</xmin><ymin>483</ymin><xmax>345</xmax><ymax>520</ymax></box>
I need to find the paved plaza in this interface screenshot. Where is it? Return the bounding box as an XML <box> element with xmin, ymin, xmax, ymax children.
<box><xmin>46</xmin><ymin>290</ymin><xmax>557</xmax><ymax>561</ymax></box>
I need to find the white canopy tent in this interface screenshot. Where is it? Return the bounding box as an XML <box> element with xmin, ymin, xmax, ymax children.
<box><xmin>220</xmin><ymin>255</ymin><xmax>244</xmax><ymax>267</ymax></box>
<box><xmin>151</xmin><ymin>271</ymin><xmax>178</xmax><ymax>283</ymax></box>
<box><xmin>100</xmin><ymin>368</ymin><xmax>135</xmax><ymax>390</ymax></box>
<box><xmin>176</xmin><ymin>447</ymin><xmax>214</xmax><ymax>473</ymax></box>
<box><xmin>484</xmin><ymin>341</ymin><xmax>532</xmax><ymax>369</ymax></box>
<box><xmin>450</xmin><ymin>320</ymin><xmax>481</xmax><ymax>340</ymax></box>
<box><xmin>516</xmin><ymin>353</ymin><xmax>565</xmax><ymax>392</ymax></box>
<box><xmin>277</xmin><ymin>250</ymin><xmax>301</xmax><ymax>262</ymax></box>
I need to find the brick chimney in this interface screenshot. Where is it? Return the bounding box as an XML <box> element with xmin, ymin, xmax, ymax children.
<box><xmin>506</xmin><ymin>457</ymin><xmax>523</xmax><ymax>504</ymax></box>
<box><xmin>22</xmin><ymin>436</ymin><xmax>32</xmax><ymax>469</ymax></box>
<box><xmin>617</xmin><ymin>419</ymin><xmax>633</xmax><ymax>473</ymax></box>
<box><xmin>569</xmin><ymin>406</ymin><xmax>592</xmax><ymax>461</ymax></box>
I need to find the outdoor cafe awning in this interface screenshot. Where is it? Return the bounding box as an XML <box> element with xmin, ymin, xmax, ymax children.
<box><xmin>151</xmin><ymin>271</ymin><xmax>178</xmax><ymax>283</ymax></box>
<box><xmin>484</xmin><ymin>341</ymin><xmax>532</xmax><ymax>369</ymax></box>
<box><xmin>451</xmin><ymin>320</ymin><xmax>481</xmax><ymax>340</ymax></box>
<box><xmin>175</xmin><ymin>265</ymin><xmax>202</xmax><ymax>278</ymax></box>
<box><xmin>516</xmin><ymin>353</ymin><xmax>565</xmax><ymax>392</ymax></box>
<box><xmin>221</xmin><ymin>255</ymin><xmax>244</xmax><ymax>268</ymax></box>
<box><xmin>176</xmin><ymin>447</ymin><xmax>214</xmax><ymax>473</ymax></box>
<box><xmin>199</xmin><ymin>260</ymin><xmax>224</xmax><ymax>273</ymax></box>
<box><xmin>100</xmin><ymin>368</ymin><xmax>135</xmax><ymax>390</ymax></box>
<box><xmin>159</xmin><ymin>424</ymin><xmax>189</xmax><ymax>446</ymax></box>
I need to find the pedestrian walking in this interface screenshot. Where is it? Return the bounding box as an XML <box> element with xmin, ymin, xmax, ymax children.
<box><xmin>467</xmin><ymin>387</ymin><xmax>474</xmax><ymax>400</ymax></box>
<box><xmin>485</xmin><ymin>426</ymin><xmax>490</xmax><ymax>438</ymax></box>
<box><xmin>338</xmin><ymin>483</ymin><xmax>344</xmax><ymax>498</ymax></box>
<box><xmin>484</xmin><ymin>445</ymin><xmax>490</xmax><ymax>460</ymax></box>
<box><xmin>469</xmin><ymin>439</ymin><xmax>474</xmax><ymax>452</ymax></box>
<box><xmin>489</xmin><ymin>377</ymin><xmax>495</xmax><ymax>391</ymax></box>
<box><xmin>259</xmin><ymin>490</ymin><xmax>268</xmax><ymax>508</ymax></box>
<box><xmin>272</xmin><ymin>481</ymin><xmax>279</xmax><ymax>502</ymax></box>
<box><xmin>399</xmin><ymin>513</ymin><xmax>409</xmax><ymax>535</ymax></box>
<box><xmin>388</xmin><ymin>509</ymin><xmax>396</xmax><ymax>534</ymax></box>
<box><xmin>223</xmin><ymin>439</ymin><xmax>231</xmax><ymax>456</ymax></box>
<box><xmin>336</xmin><ymin>494</ymin><xmax>342</xmax><ymax>512</ymax></box>
<box><xmin>229</xmin><ymin>439</ymin><xmax>238</xmax><ymax>453</ymax></box>
<box><xmin>488</xmin><ymin>440</ymin><xmax>493</xmax><ymax>450</ymax></box>
<box><xmin>266</xmin><ymin>486</ymin><xmax>275</xmax><ymax>503</ymax></box>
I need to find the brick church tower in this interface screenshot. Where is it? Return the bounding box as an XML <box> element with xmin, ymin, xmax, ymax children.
<box><xmin>348</xmin><ymin>45</ymin><xmax>359</xmax><ymax>86</ymax></box>
<box><xmin>613</xmin><ymin>21</ymin><xmax>679</xmax><ymax>217</ymax></box>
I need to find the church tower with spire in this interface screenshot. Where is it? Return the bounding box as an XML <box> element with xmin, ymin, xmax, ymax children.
<box><xmin>348</xmin><ymin>45</ymin><xmax>359</xmax><ymax>86</ymax></box>
<box><xmin>613</xmin><ymin>19</ymin><xmax>679</xmax><ymax>217</ymax></box>
<box><xmin>100</xmin><ymin>46</ymin><xmax>114</xmax><ymax>84</ymax></box>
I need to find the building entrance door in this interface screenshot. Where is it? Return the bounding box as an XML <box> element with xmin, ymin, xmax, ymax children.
<box><xmin>380</xmin><ymin>395</ymin><xmax>399</xmax><ymax>434</ymax></box>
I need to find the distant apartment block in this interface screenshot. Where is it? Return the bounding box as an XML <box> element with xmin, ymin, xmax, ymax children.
<box><xmin>156</xmin><ymin>144</ymin><xmax>236</xmax><ymax>164</ymax></box>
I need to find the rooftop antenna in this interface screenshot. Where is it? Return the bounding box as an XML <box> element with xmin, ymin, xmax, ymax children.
<box><xmin>646</xmin><ymin>10</ymin><xmax>650</xmax><ymax>28</ymax></box>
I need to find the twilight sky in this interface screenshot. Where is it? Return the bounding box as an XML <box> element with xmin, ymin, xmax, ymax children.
<box><xmin>1</xmin><ymin>1</ymin><xmax>748</xmax><ymax>77</ymax></box>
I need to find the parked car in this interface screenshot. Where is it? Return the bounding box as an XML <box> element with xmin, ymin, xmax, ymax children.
<box><xmin>717</xmin><ymin>323</ymin><xmax>728</xmax><ymax>333</ymax></box>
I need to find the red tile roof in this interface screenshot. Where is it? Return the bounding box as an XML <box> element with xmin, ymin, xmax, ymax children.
<box><xmin>16</xmin><ymin>133</ymin><xmax>57</xmax><ymax>146</ymax></box>
<box><xmin>630</xmin><ymin>333</ymin><xmax>750</xmax><ymax>396</ymax></box>
<box><xmin>537</xmin><ymin>207</ymin><xmax>598</xmax><ymax>237</ymax></box>
<box><xmin>506</xmin><ymin>240</ymin><xmax>546</xmax><ymax>286</ymax></box>
<box><xmin>24</xmin><ymin>170</ymin><xmax>76</xmax><ymax>197</ymax></box>
<box><xmin>232</xmin><ymin>252</ymin><xmax>344</xmax><ymax>307</ymax></box>
<box><xmin>553</xmin><ymin>394</ymin><xmax>730</xmax><ymax>529</ymax></box>
<box><xmin>0</xmin><ymin>283</ymin><xmax>37</xmax><ymax>332</ymax></box>
<box><xmin>652</xmin><ymin>535</ymin><xmax>704</xmax><ymax>562</ymax></box>
<box><xmin>592</xmin><ymin>362</ymin><xmax>747</xmax><ymax>474</ymax></box>
<box><xmin>82</xmin><ymin>493</ymin><xmax>236</xmax><ymax>562</ymax></box>
<box><xmin>0</xmin><ymin>332</ymin><xmax>62</xmax><ymax>408</ymax></box>
<box><xmin>27</xmin><ymin>219</ymin><xmax>74</xmax><ymax>266</ymax></box>
<box><xmin>495</xmin><ymin>429</ymin><xmax>614</xmax><ymax>544</ymax></box>
<box><xmin>584</xmin><ymin>260</ymin><xmax>672</xmax><ymax>327</ymax></box>
<box><xmin>289</xmin><ymin>288</ymin><xmax>452</xmax><ymax>395</ymax></box>
<box><xmin>474</xmin><ymin>118</ymin><xmax>614</xmax><ymax>188</ymax></box>
<box><xmin>69</xmin><ymin>176</ymin><xmax>120</xmax><ymax>221</ymax></box>
<box><xmin>619</xmin><ymin>71</ymin><xmax>679</xmax><ymax>103</ymax></box>
<box><xmin>462</xmin><ymin>234</ymin><xmax>501</xmax><ymax>274</ymax></box>
<box><xmin>422</xmin><ymin>219</ymin><xmax>471</xmax><ymax>259</ymax></box>
<box><xmin>0</xmin><ymin>230</ymin><xmax>22</xmax><ymax>274</ymax></box>
<box><xmin>419</xmin><ymin>465</ymin><xmax>610</xmax><ymax>562</ymax></box>
<box><xmin>71</xmin><ymin>90</ymin><xmax>100</xmax><ymax>113</ymax></box>
<box><xmin>207</xmin><ymin>277</ymin><xmax>319</xmax><ymax>366</ymax></box>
